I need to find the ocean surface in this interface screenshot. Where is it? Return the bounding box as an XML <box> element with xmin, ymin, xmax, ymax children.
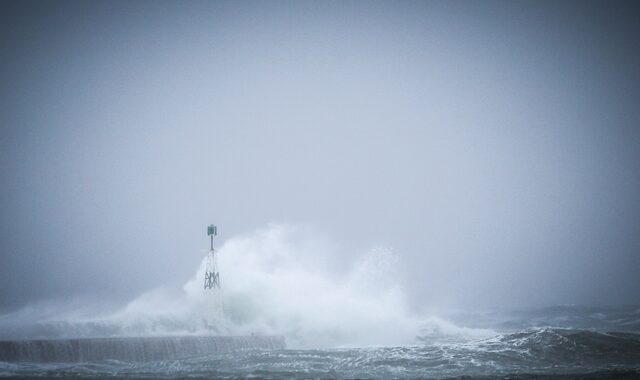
<box><xmin>1</xmin><ymin>305</ymin><xmax>639</xmax><ymax>379</ymax></box>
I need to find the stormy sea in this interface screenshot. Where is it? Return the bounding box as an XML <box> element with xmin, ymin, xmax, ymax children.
<box><xmin>1</xmin><ymin>228</ymin><xmax>639</xmax><ymax>379</ymax></box>
<box><xmin>1</xmin><ymin>305</ymin><xmax>639</xmax><ymax>379</ymax></box>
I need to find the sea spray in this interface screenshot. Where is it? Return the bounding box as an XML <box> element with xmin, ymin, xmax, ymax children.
<box><xmin>0</xmin><ymin>224</ymin><xmax>490</xmax><ymax>347</ymax></box>
<box><xmin>184</xmin><ymin>224</ymin><xmax>421</xmax><ymax>347</ymax></box>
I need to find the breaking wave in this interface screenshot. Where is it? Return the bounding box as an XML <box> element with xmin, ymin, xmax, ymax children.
<box><xmin>1</xmin><ymin>224</ymin><xmax>486</xmax><ymax>348</ymax></box>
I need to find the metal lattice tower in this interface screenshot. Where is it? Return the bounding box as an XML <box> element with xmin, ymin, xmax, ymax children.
<box><xmin>201</xmin><ymin>224</ymin><xmax>225</xmax><ymax>328</ymax></box>
<box><xmin>204</xmin><ymin>224</ymin><xmax>220</xmax><ymax>290</ymax></box>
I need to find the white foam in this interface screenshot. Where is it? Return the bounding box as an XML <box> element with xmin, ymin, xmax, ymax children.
<box><xmin>0</xmin><ymin>224</ymin><xmax>493</xmax><ymax>348</ymax></box>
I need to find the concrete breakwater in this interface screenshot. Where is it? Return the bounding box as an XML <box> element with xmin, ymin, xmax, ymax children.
<box><xmin>0</xmin><ymin>335</ymin><xmax>286</xmax><ymax>362</ymax></box>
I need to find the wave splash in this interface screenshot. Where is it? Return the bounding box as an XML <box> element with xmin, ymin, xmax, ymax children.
<box><xmin>119</xmin><ymin>224</ymin><xmax>427</xmax><ymax>347</ymax></box>
<box><xmin>1</xmin><ymin>224</ymin><xmax>486</xmax><ymax>348</ymax></box>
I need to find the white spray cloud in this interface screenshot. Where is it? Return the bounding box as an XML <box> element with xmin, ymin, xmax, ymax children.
<box><xmin>0</xmin><ymin>224</ymin><xmax>494</xmax><ymax>346</ymax></box>
<box><xmin>180</xmin><ymin>224</ymin><xmax>420</xmax><ymax>347</ymax></box>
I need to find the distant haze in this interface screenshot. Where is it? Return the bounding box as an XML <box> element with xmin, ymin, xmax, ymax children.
<box><xmin>1</xmin><ymin>1</ymin><xmax>639</xmax><ymax>312</ymax></box>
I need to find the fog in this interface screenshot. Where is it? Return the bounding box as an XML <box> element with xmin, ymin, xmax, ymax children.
<box><xmin>1</xmin><ymin>0</ymin><xmax>639</xmax><ymax>319</ymax></box>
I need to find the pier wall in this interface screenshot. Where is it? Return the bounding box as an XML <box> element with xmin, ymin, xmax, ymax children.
<box><xmin>0</xmin><ymin>335</ymin><xmax>285</xmax><ymax>362</ymax></box>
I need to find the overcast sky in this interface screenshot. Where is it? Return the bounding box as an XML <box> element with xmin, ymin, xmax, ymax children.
<box><xmin>1</xmin><ymin>0</ymin><xmax>639</xmax><ymax>312</ymax></box>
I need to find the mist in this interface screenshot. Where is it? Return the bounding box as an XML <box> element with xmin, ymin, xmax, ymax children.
<box><xmin>1</xmin><ymin>0</ymin><xmax>639</xmax><ymax>321</ymax></box>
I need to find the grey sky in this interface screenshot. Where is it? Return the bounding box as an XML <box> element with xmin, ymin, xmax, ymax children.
<box><xmin>1</xmin><ymin>0</ymin><xmax>639</xmax><ymax>312</ymax></box>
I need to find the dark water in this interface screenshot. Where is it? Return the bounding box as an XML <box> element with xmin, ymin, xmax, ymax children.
<box><xmin>1</xmin><ymin>306</ymin><xmax>639</xmax><ymax>379</ymax></box>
